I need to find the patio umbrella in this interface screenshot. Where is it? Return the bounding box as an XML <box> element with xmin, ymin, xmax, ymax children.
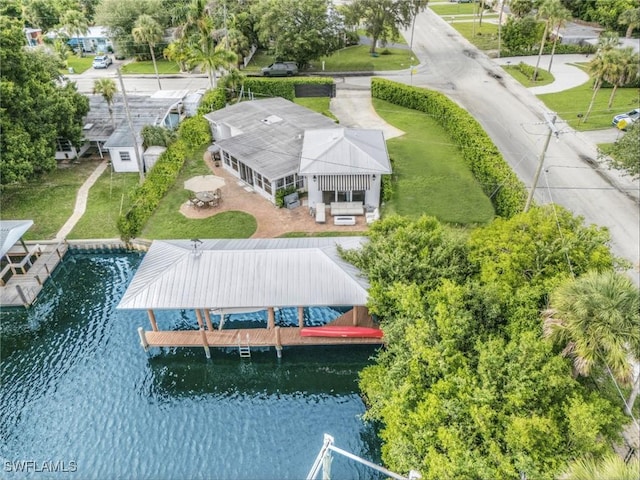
<box><xmin>184</xmin><ymin>175</ymin><xmax>225</xmax><ymax>193</ymax></box>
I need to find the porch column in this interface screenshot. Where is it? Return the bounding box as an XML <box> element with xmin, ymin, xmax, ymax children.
<box><xmin>203</xmin><ymin>309</ymin><xmax>214</xmax><ymax>331</ymax></box>
<box><xmin>298</xmin><ymin>306</ymin><xmax>304</xmax><ymax>329</ymax></box>
<box><xmin>147</xmin><ymin>309</ymin><xmax>158</xmax><ymax>332</ymax></box>
<box><xmin>352</xmin><ymin>306</ymin><xmax>358</xmax><ymax>326</ymax></box>
<box><xmin>267</xmin><ymin>307</ymin><xmax>275</xmax><ymax>330</ymax></box>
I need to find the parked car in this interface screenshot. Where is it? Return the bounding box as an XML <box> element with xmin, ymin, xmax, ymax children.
<box><xmin>92</xmin><ymin>55</ymin><xmax>112</xmax><ymax>69</ymax></box>
<box><xmin>612</xmin><ymin>108</ymin><xmax>640</xmax><ymax>130</ymax></box>
<box><xmin>262</xmin><ymin>62</ymin><xmax>298</xmax><ymax>77</ymax></box>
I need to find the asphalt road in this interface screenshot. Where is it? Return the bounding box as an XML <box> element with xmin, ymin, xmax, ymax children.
<box><xmin>394</xmin><ymin>9</ymin><xmax>639</xmax><ymax>282</ymax></box>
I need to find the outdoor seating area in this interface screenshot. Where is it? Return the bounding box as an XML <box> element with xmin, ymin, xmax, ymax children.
<box><xmin>184</xmin><ymin>175</ymin><xmax>225</xmax><ymax>210</ymax></box>
<box><xmin>188</xmin><ymin>189</ymin><xmax>222</xmax><ymax>209</ymax></box>
<box><xmin>330</xmin><ymin>202</ymin><xmax>364</xmax><ymax>216</ymax></box>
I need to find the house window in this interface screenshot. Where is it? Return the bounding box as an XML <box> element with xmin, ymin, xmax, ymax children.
<box><xmin>223</xmin><ymin>151</ymin><xmax>231</xmax><ymax>166</ymax></box>
<box><xmin>295</xmin><ymin>174</ymin><xmax>304</xmax><ymax>189</ymax></box>
<box><xmin>352</xmin><ymin>190</ymin><xmax>365</xmax><ymax>203</ymax></box>
<box><xmin>263</xmin><ymin>178</ymin><xmax>272</xmax><ymax>194</ymax></box>
<box><xmin>120</xmin><ymin>151</ymin><xmax>131</xmax><ymax>162</ymax></box>
<box><xmin>255</xmin><ymin>173</ymin><xmax>263</xmax><ymax>189</ymax></box>
<box><xmin>231</xmin><ymin>155</ymin><xmax>238</xmax><ymax>171</ymax></box>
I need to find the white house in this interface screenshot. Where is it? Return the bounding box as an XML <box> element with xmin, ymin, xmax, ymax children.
<box><xmin>204</xmin><ymin>98</ymin><xmax>391</xmax><ymax>211</ymax></box>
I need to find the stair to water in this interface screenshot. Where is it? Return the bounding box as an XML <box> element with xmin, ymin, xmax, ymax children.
<box><xmin>238</xmin><ymin>333</ymin><xmax>251</xmax><ymax>358</ymax></box>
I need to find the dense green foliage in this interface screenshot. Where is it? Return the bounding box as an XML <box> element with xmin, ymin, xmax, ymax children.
<box><xmin>0</xmin><ymin>16</ymin><xmax>89</xmax><ymax>187</ymax></box>
<box><xmin>603</xmin><ymin>122</ymin><xmax>640</xmax><ymax>179</ymax></box>
<box><xmin>371</xmin><ymin>78</ymin><xmax>526</xmax><ymax>218</ymax></box>
<box><xmin>141</xmin><ymin>125</ymin><xmax>177</xmax><ymax>149</ymax></box>
<box><xmin>197</xmin><ymin>88</ymin><xmax>227</xmax><ymax>114</ymax></box>
<box><xmin>177</xmin><ymin>115</ymin><xmax>212</xmax><ymax>149</ymax></box>
<box><xmin>241</xmin><ymin>77</ymin><xmax>334</xmax><ymax>101</ymax></box>
<box><xmin>346</xmin><ymin>209</ymin><xmax>625</xmax><ymax>479</ymax></box>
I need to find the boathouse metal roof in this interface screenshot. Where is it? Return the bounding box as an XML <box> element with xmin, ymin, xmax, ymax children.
<box><xmin>0</xmin><ymin>220</ymin><xmax>33</xmax><ymax>258</ymax></box>
<box><xmin>117</xmin><ymin>237</ymin><xmax>370</xmax><ymax>310</ymax></box>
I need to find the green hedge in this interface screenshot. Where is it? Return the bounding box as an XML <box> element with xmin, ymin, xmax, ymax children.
<box><xmin>117</xmin><ymin>115</ymin><xmax>212</xmax><ymax>240</ymax></box>
<box><xmin>502</xmin><ymin>43</ymin><xmax>595</xmax><ymax>57</ymax></box>
<box><xmin>241</xmin><ymin>77</ymin><xmax>334</xmax><ymax>101</ymax></box>
<box><xmin>371</xmin><ymin>78</ymin><xmax>526</xmax><ymax>218</ymax></box>
<box><xmin>197</xmin><ymin>88</ymin><xmax>226</xmax><ymax>114</ymax></box>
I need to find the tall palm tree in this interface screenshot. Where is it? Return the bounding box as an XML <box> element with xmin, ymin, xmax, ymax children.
<box><xmin>93</xmin><ymin>78</ymin><xmax>118</xmax><ymax>128</ymax></box>
<box><xmin>61</xmin><ymin>9</ymin><xmax>89</xmax><ymax>57</ymax></box>
<box><xmin>560</xmin><ymin>454</ymin><xmax>640</xmax><ymax>480</ymax></box>
<box><xmin>543</xmin><ymin>270</ymin><xmax>640</xmax><ymax>417</ymax></box>
<box><xmin>189</xmin><ymin>40</ymin><xmax>237</xmax><ymax>89</ymax></box>
<box><xmin>132</xmin><ymin>14</ymin><xmax>164</xmax><ymax>91</ymax></box>
<box><xmin>581</xmin><ymin>46</ymin><xmax>619</xmax><ymax>123</ymax></box>
<box><xmin>618</xmin><ymin>7</ymin><xmax>640</xmax><ymax>38</ymax></box>
<box><xmin>546</xmin><ymin>3</ymin><xmax>571</xmax><ymax>73</ymax></box>
<box><xmin>532</xmin><ymin>0</ymin><xmax>563</xmax><ymax>81</ymax></box>
<box><xmin>605</xmin><ymin>47</ymin><xmax>639</xmax><ymax>109</ymax></box>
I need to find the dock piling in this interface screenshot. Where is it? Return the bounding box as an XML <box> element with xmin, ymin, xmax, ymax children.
<box><xmin>199</xmin><ymin>327</ymin><xmax>211</xmax><ymax>359</ymax></box>
<box><xmin>138</xmin><ymin>327</ymin><xmax>149</xmax><ymax>351</ymax></box>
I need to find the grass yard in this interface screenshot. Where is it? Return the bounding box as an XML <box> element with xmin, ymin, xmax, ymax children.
<box><xmin>308</xmin><ymin>45</ymin><xmax>416</xmax><ymax>72</ymax></box>
<box><xmin>373</xmin><ymin>99</ymin><xmax>494</xmax><ymax>224</ymax></box>
<box><xmin>538</xmin><ymin>81</ymin><xmax>640</xmax><ymax>131</ymax></box>
<box><xmin>502</xmin><ymin>64</ymin><xmax>555</xmax><ymax>88</ymax></box>
<box><xmin>64</xmin><ymin>55</ymin><xmax>95</xmax><ymax>74</ymax></box>
<box><xmin>430</xmin><ymin>3</ymin><xmax>490</xmax><ymax>15</ymax></box>
<box><xmin>0</xmin><ymin>160</ymin><xmax>103</xmax><ymax>240</ymax></box>
<box><xmin>121</xmin><ymin>60</ymin><xmax>181</xmax><ymax>74</ymax></box>
<box><xmin>450</xmin><ymin>21</ymin><xmax>499</xmax><ymax>51</ymax></box>
<box><xmin>67</xmin><ymin>169</ymin><xmax>139</xmax><ymax>239</ymax></box>
<box><xmin>140</xmin><ymin>147</ymin><xmax>257</xmax><ymax>239</ymax></box>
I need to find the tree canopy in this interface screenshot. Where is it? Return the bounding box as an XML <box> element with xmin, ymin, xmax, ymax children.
<box><xmin>348</xmin><ymin>207</ymin><xmax>627</xmax><ymax>479</ymax></box>
<box><xmin>604</xmin><ymin>122</ymin><xmax>640</xmax><ymax>179</ymax></box>
<box><xmin>0</xmin><ymin>16</ymin><xmax>89</xmax><ymax>187</ymax></box>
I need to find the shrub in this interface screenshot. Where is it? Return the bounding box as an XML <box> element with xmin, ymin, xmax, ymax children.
<box><xmin>371</xmin><ymin>78</ymin><xmax>527</xmax><ymax>218</ymax></box>
<box><xmin>197</xmin><ymin>88</ymin><xmax>226</xmax><ymax>115</ymax></box>
<box><xmin>241</xmin><ymin>77</ymin><xmax>334</xmax><ymax>101</ymax></box>
<box><xmin>141</xmin><ymin>125</ymin><xmax>177</xmax><ymax>148</ymax></box>
<box><xmin>178</xmin><ymin>115</ymin><xmax>212</xmax><ymax>149</ymax></box>
<box><xmin>275</xmin><ymin>186</ymin><xmax>297</xmax><ymax>208</ymax></box>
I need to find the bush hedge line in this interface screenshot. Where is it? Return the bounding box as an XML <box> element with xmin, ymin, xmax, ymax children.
<box><xmin>371</xmin><ymin>78</ymin><xmax>526</xmax><ymax>218</ymax></box>
<box><xmin>241</xmin><ymin>77</ymin><xmax>334</xmax><ymax>101</ymax></box>
<box><xmin>117</xmin><ymin>116</ymin><xmax>213</xmax><ymax>240</ymax></box>
<box><xmin>501</xmin><ymin>43</ymin><xmax>595</xmax><ymax>57</ymax></box>
<box><xmin>197</xmin><ymin>88</ymin><xmax>226</xmax><ymax>115</ymax></box>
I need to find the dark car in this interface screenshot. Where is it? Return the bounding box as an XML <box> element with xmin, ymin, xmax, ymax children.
<box><xmin>262</xmin><ymin>62</ymin><xmax>298</xmax><ymax>77</ymax></box>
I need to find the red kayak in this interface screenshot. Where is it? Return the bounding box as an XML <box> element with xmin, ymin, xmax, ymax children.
<box><xmin>300</xmin><ymin>326</ymin><xmax>384</xmax><ymax>338</ymax></box>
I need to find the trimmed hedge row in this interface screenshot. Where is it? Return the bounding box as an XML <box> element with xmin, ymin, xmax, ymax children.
<box><xmin>502</xmin><ymin>43</ymin><xmax>595</xmax><ymax>57</ymax></box>
<box><xmin>241</xmin><ymin>77</ymin><xmax>334</xmax><ymax>101</ymax></box>
<box><xmin>371</xmin><ymin>78</ymin><xmax>526</xmax><ymax>218</ymax></box>
<box><xmin>117</xmin><ymin>115</ymin><xmax>213</xmax><ymax>240</ymax></box>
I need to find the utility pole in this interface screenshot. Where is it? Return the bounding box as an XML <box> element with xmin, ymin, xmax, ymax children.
<box><xmin>524</xmin><ymin>113</ymin><xmax>558</xmax><ymax>212</ymax></box>
<box><xmin>117</xmin><ymin>68</ymin><xmax>145</xmax><ymax>184</ymax></box>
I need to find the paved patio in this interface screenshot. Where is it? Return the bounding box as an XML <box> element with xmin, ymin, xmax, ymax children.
<box><xmin>179</xmin><ymin>155</ymin><xmax>369</xmax><ymax>238</ymax></box>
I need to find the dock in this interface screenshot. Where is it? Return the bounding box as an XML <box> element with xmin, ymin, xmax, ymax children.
<box><xmin>138</xmin><ymin>307</ymin><xmax>384</xmax><ymax>358</ymax></box>
<box><xmin>0</xmin><ymin>241</ymin><xmax>68</xmax><ymax>307</ymax></box>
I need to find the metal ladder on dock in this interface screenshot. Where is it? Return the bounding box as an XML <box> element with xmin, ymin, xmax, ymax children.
<box><xmin>238</xmin><ymin>333</ymin><xmax>251</xmax><ymax>358</ymax></box>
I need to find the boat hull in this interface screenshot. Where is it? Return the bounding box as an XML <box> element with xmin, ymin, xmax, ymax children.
<box><xmin>300</xmin><ymin>326</ymin><xmax>383</xmax><ymax>339</ymax></box>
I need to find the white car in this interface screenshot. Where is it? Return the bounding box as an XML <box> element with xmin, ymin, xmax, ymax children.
<box><xmin>92</xmin><ymin>55</ymin><xmax>112</xmax><ymax>69</ymax></box>
<box><xmin>612</xmin><ymin>108</ymin><xmax>640</xmax><ymax>130</ymax></box>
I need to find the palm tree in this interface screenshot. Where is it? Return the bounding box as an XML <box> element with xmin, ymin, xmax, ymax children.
<box><xmin>132</xmin><ymin>14</ymin><xmax>164</xmax><ymax>91</ymax></box>
<box><xmin>543</xmin><ymin>270</ymin><xmax>640</xmax><ymax>417</ymax></box>
<box><xmin>189</xmin><ymin>40</ymin><xmax>237</xmax><ymax>89</ymax></box>
<box><xmin>93</xmin><ymin>78</ymin><xmax>118</xmax><ymax>128</ymax></box>
<box><xmin>618</xmin><ymin>7</ymin><xmax>640</xmax><ymax>38</ymax></box>
<box><xmin>605</xmin><ymin>47</ymin><xmax>639</xmax><ymax>109</ymax></box>
<box><xmin>560</xmin><ymin>454</ymin><xmax>640</xmax><ymax>480</ymax></box>
<box><xmin>61</xmin><ymin>9</ymin><xmax>89</xmax><ymax>57</ymax></box>
<box><xmin>546</xmin><ymin>4</ymin><xmax>571</xmax><ymax>73</ymax></box>
<box><xmin>581</xmin><ymin>46</ymin><xmax>619</xmax><ymax>123</ymax></box>
<box><xmin>532</xmin><ymin>0</ymin><xmax>564</xmax><ymax>81</ymax></box>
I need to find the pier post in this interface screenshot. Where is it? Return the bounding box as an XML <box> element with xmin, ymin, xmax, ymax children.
<box><xmin>195</xmin><ymin>309</ymin><xmax>204</xmax><ymax>329</ymax></box>
<box><xmin>275</xmin><ymin>326</ymin><xmax>282</xmax><ymax>359</ymax></box>
<box><xmin>267</xmin><ymin>307</ymin><xmax>275</xmax><ymax>330</ymax></box>
<box><xmin>137</xmin><ymin>327</ymin><xmax>149</xmax><ymax>351</ymax></box>
<box><xmin>352</xmin><ymin>306</ymin><xmax>358</xmax><ymax>326</ymax></box>
<box><xmin>147</xmin><ymin>310</ymin><xmax>158</xmax><ymax>331</ymax></box>
<box><xmin>203</xmin><ymin>309</ymin><xmax>214</xmax><ymax>331</ymax></box>
<box><xmin>298</xmin><ymin>306</ymin><xmax>304</xmax><ymax>328</ymax></box>
<box><xmin>16</xmin><ymin>285</ymin><xmax>29</xmax><ymax>307</ymax></box>
<box><xmin>199</xmin><ymin>327</ymin><xmax>211</xmax><ymax>359</ymax></box>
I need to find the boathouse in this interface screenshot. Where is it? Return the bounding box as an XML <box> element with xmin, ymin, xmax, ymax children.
<box><xmin>117</xmin><ymin>237</ymin><xmax>383</xmax><ymax>358</ymax></box>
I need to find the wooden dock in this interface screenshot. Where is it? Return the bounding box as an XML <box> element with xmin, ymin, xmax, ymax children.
<box><xmin>0</xmin><ymin>241</ymin><xmax>68</xmax><ymax>307</ymax></box>
<box><xmin>138</xmin><ymin>307</ymin><xmax>384</xmax><ymax>357</ymax></box>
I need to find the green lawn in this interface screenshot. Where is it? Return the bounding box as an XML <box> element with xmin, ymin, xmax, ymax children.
<box><xmin>450</xmin><ymin>21</ymin><xmax>499</xmax><ymax>51</ymax></box>
<box><xmin>120</xmin><ymin>60</ymin><xmax>181</xmax><ymax>74</ymax></box>
<box><xmin>307</xmin><ymin>45</ymin><xmax>416</xmax><ymax>72</ymax></box>
<box><xmin>67</xmin><ymin>169</ymin><xmax>139</xmax><ymax>239</ymax></box>
<box><xmin>373</xmin><ymin>98</ymin><xmax>494</xmax><ymax>224</ymax></box>
<box><xmin>293</xmin><ymin>97</ymin><xmax>338</xmax><ymax>122</ymax></box>
<box><xmin>502</xmin><ymin>64</ymin><xmax>555</xmax><ymax>88</ymax></box>
<box><xmin>64</xmin><ymin>55</ymin><xmax>95</xmax><ymax>74</ymax></box>
<box><xmin>0</xmin><ymin>160</ymin><xmax>103</xmax><ymax>240</ymax></box>
<box><xmin>430</xmin><ymin>3</ymin><xmax>486</xmax><ymax>15</ymax></box>
<box><xmin>140</xmin><ymin>147</ymin><xmax>257</xmax><ymax>239</ymax></box>
<box><xmin>538</xmin><ymin>82</ymin><xmax>640</xmax><ymax>131</ymax></box>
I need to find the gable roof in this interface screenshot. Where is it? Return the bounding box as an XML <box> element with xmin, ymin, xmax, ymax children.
<box><xmin>117</xmin><ymin>237</ymin><xmax>370</xmax><ymax>310</ymax></box>
<box><xmin>299</xmin><ymin>128</ymin><xmax>391</xmax><ymax>175</ymax></box>
<box><xmin>204</xmin><ymin>98</ymin><xmax>338</xmax><ymax>180</ymax></box>
<box><xmin>0</xmin><ymin>220</ymin><xmax>33</xmax><ymax>258</ymax></box>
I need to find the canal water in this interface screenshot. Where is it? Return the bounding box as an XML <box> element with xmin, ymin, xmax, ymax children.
<box><xmin>0</xmin><ymin>253</ymin><xmax>383</xmax><ymax>479</ymax></box>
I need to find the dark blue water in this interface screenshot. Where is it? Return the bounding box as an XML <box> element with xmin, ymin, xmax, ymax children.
<box><xmin>1</xmin><ymin>253</ymin><xmax>382</xmax><ymax>480</ymax></box>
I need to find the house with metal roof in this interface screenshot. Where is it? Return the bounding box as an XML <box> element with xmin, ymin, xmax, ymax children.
<box><xmin>203</xmin><ymin>98</ymin><xmax>391</xmax><ymax>212</ymax></box>
<box><xmin>117</xmin><ymin>237</ymin><xmax>383</xmax><ymax>357</ymax></box>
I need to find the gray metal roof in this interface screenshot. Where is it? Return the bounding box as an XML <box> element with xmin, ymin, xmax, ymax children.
<box><xmin>117</xmin><ymin>237</ymin><xmax>370</xmax><ymax>310</ymax></box>
<box><xmin>204</xmin><ymin>98</ymin><xmax>338</xmax><ymax>179</ymax></box>
<box><xmin>0</xmin><ymin>220</ymin><xmax>33</xmax><ymax>258</ymax></box>
<box><xmin>299</xmin><ymin>128</ymin><xmax>391</xmax><ymax>175</ymax></box>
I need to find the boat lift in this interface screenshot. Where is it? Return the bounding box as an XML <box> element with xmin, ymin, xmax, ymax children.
<box><xmin>306</xmin><ymin>434</ymin><xmax>421</xmax><ymax>480</ymax></box>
